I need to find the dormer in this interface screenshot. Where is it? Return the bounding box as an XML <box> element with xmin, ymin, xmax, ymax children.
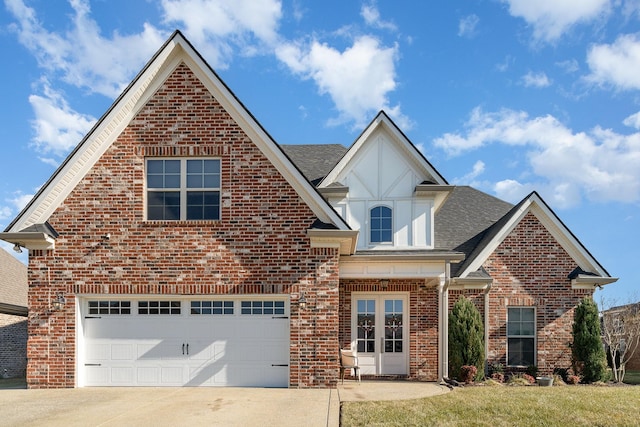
<box><xmin>319</xmin><ymin>112</ymin><xmax>452</xmax><ymax>251</ymax></box>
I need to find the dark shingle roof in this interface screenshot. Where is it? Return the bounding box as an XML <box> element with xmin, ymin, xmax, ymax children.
<box><xmin>280</xmin><ymin>144</ymin><xmax>347</xmax><ymax>184</ymax></box>
<box><xmin>434</xmin><ymin>186</ymin><xmax>513</xmax><ymax>275</ymax></box>
<box><xmin>281</xmin><ymin>146</ymin><xmax>516</xmax><ymax>274</ymax></box>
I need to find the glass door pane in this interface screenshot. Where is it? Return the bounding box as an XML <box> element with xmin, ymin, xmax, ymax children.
<box><xmin>356</xmin><ymin>299</ymin><xmax>376</xmax><ymax>353</ymax></box>
<box><xmin>384</xmin><ymin>299</ymin><xmax>403</xmax><ymax>353</ymax></box>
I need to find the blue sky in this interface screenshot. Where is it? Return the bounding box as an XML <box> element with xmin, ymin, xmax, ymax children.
<box><xmin>1</xmin><ymin>0</ymin><xmax>638</xmax><ymax>305</ymax></box>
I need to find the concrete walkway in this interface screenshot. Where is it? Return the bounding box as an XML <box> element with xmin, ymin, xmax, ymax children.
<box><xmin>0</xmin><ymin>380</ymin><xmax>447</xmax><ymax>427</ymax></box>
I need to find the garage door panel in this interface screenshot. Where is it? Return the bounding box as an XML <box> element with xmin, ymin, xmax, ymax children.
<box><xmin>111</xmin><ymin>367</ymin><xmax>134</xmax><ymax>384</ymax></box>
<box><xmin>81</xmin><ymin>297</ymin><xmax>289</xmax><ymax>387</ymax></box>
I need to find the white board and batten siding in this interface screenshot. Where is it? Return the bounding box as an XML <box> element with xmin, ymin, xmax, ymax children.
<box><xmin>326</xmin><ymin>131</ymin><xmax>435</xmax><ymax>250</ymax></box>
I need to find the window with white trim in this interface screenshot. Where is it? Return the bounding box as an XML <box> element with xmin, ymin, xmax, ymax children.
<box><xmin>191</xmin><ymin>300</ymin><xmax>234</xmax><ymax>315</ymax></box>
<box><xmin>146</xmin><ymin>158</ymin><xmax>220</xmax><ymax>220</ymax></box>
<box><xmin>241</xmin><ymin>300</ymin><xmax>285</xmax><ymax>315</ymax></box>
<box><xmin>88</xmin><ymin>300</ymin><xmax>131</xmax><ymax>315</ymax></box>
<box><xmin>138</xmin><ymin>301</ymin><xmax>181</xmax><ymax>315</ymax></box>
<box><xmin>370</xmin><ymin>205</ymin><xmax>392</xmax><ymax>244</ymax></box>
<box><xmin>507</xmin><ymin>307</ymin><xmax>535</xmax><ymax>366</ymax></box>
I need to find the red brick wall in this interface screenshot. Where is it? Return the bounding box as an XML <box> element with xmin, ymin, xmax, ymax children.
<box><xmin>26</xmin><ymin>62</ymin><xmax>340</xmax><ymax>388</ymax></box>
<box><xmin>339</xmin><ymin>280</ymin><xmax>439</xmax><ymax>381</ymax></box>
<box><xmin>482</xmin><ymin>212</ymin><xmax>592</xmax><ymax>375</ymax></box>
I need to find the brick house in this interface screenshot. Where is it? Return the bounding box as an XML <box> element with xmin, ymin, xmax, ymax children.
<box><xmin>0</xmin><ymin>247</ymin><xmax>28</xmax><ymax>378</ymax></box>
<box><xmin>601</xmin><ymin>303</ymin><xmax>640</xmax><ymax>372</ymax></box>
<box><xmin>0</xmin><ymin>31</ymin><xmax>617</xmax><ymax>388</ymax></box>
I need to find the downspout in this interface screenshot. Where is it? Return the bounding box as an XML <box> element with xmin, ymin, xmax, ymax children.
<box><xmin>483</xmin><ymin>281</ymin><xmax>493</xmax><ymax>377</ymax></box>
<box><xmin>439</xmin><ymin>261</ymin><xmax>451</xmax><ymax>382</ymax></box>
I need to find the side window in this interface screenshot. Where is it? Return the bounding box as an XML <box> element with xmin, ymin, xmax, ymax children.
<box><xmin>146</xmin><ymin>158</ymin><xmax>220</xmax><ymax>221</ymax></box>
<box><xmin>507</xmin><ymin>307</ymin><xmax>535</xmax><ymax>366</ymax></box>
<box><xmin>370</xmin><ymin>205</ymin><xmax>392</xmax><ymax>244</ymax></box>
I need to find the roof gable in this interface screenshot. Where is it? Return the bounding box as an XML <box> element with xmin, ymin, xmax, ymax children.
<box><xmin>4</xmin><ymin>31</ymin><xmax>349</xmax><ymax>236</ymax></box>
<box><xmin>456</xmin><ymin>191</ymin><xmax>615</xmax><ymax>281</ymax></box>
<box><xmin>320</xmin><ymin>111</ymin><xmax>448</xmax><ymax>188</ymax></box>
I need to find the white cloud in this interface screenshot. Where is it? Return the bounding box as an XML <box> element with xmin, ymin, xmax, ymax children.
<box><xmin>586</xmin><ymin>33</ymin><xmax>640</xmax><ymax>90</ymax></box>
<box><xmin>522</xmin><ymin>71</ymin><xmax>552</xmax><ymax>87</ymax></box>
<box><xmin>623</xmin><ymin>111</ymin><xmax>640</xmax><ymax>129</ymax></box>
<box><xmin>556</xmin><ymin>59</ymin><xmax>580</xmax><ymax>73</ymax></box>
<box><xmin>501</xmin><ymin>0</ymin><xmax>610</xmax><ymax>42</ymax></box>
<box><xmin>496</xmin><ymin>55</ymin><xmax>515</xmax><ymax>72</ymax></box>
<box><xmin>276</xmin><ymin>36</ymin><xmax>409</xmax><ymax>129</ymax></box>
<box><xmin>6</xmin><ymin>0</ymin><xmax>166</xmax><ymax>98</ymax></box>
<box><xmin>161</xmin><ymin>0</ymin><xmax>282</xmax><ymax>65</ymax></box>
<box><xmin>0</xmin><ymin>205</ymin><xmax>13</xmax><ymax>221</ymax></box>
<box><xmin>434</xmin><ymin>107</ymin><xmax>640</xmax><ymax>207</ymax></box>
<box><xmin>458</xmin><ymin>14</ymin><xmax>480</xmax><ymax>38</ymax></box>
<box><xmin>494</xmin><ymin>179</ymin><xmax>535</xmax><ymax>203</ymax></box>
<box><xmin>361</xmin><ymin>2</ymin><xmax>397</xmax><ymax>31</ymax></box>
<box><xmin>453</xmin><ymin>160</ymin><xmax>487</xmax><ymax>187</ymax></box>
<box><xmin>10</xmin><ymin>193</ymin><xmax>34</xmax><ymax>211</ymax></box>
<box><xmin>29</xmin><ymin>82</ymin><xmax>96</xmax><ymax>156</ymax></box>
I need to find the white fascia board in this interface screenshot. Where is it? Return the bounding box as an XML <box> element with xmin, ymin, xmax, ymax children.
<box><xmin>458</xmin><ymin>193</ymin><xmax>612</xmax><ymax>279</ymax></box>
<box><xmin>179</xmin><ymin>41</ymin><xmax>349</xmax><ymax>230</ymax></box>
<box><xmin>320</xmin><ymin>113</ymin><xmax>447</xmax><ymax>188</ymax></box>
<box><xmin>0</xmin><ymin>232</ymin><xmax>56</xmax><ymax>250</ymax></box>
<box><xmin>7</xmin><ymin>33</ymin><xmax>348</xmax><ymax>232</ymax></box>
<box><xmin>571</xmin><ymin>275</ymin><xmax>618</xmax><ymax>289</ymax></box>
<box><xmin>319</xmin><ymin>116</ymin><xmax>381</xmax><ymax>187</ymax></box>
<box><xmin>307</xmin><ymin>229</ymin><xmax>359</xmax><ymax>254</ymax></box>
<box><xmin>458</xmin><ymin>199</ymin><xmax>533</xmax><ymax>278</ymax></box>
<box><xmin>6</xmin><ymin>38</ymin><xmax>179</xmax><ymax>233</ymax></box>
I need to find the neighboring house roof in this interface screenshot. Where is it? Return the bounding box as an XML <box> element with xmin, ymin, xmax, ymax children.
<box><xmin>0</xmin><ymin>248</ymin><xmax>27</xmax><ymax>316</ymax></box>
<box><xmin>1</xmin><ymin>30</ymin><xmax>354</xmax><ymax>251</ymax></box>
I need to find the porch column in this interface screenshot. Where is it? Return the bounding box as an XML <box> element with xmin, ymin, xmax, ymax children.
<box><xmin>483</xmin><ymin>282</ymin><xmax>492</xmax><ymax>376</ymax></box>
<box><xmin>438</xmin><ymin>262</ymin><xmax>451</xmax><ymax>382</ymax></box>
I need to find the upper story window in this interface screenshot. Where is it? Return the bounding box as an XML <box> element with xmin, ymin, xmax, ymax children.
<box><xmin>146</xmin><ymin>158</ymin><xmax>220</xmax><ymax>221</ymax></box>
<box><xmin>370</xmin><ymin>205</ymin><xmax>392</xmax><ymax>244</ymax></box>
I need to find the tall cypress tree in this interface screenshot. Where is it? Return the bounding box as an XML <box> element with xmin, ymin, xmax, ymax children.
<box><xmin>572</xmin><ymin>297</ymin><xmax>607</xmax><ymax>383</ymax></box>
<box><xmin>448</xmin><ymin>296</ymin><xmax>485</xmax><ymax>381</ymax></box>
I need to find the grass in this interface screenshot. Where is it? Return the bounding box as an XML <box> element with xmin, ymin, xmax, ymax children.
<box><xmin>623</xmin><ymin>370</ymin><xmax>640</xmax><ymax>385</ymax></box>
<box><xmin>341</xmin><ymin>385</ymin><xmax>640</xmax><ymax>427</ymax></box>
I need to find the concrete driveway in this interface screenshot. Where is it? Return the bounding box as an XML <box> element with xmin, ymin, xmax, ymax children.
<box><xmin>0</xmin><ymin>381</ymin><xmax>447</xmax><ymax>427</ymax></box>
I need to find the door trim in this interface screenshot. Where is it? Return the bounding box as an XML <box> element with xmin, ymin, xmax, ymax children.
<box><xmin>350</xmin><ymin>292</ymin><xmax>409</xmax><ymax>376</ymax></box>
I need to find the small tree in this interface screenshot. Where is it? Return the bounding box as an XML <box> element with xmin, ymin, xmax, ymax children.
<box><xmin>572</xmin><ymin>297</ymin><xmax>607</xmax><ymax>383</ymax></box>
<box><xmin>600</xmin><ymin>298</ymin><xmax>640</xmax><ymax>383</ymax></box>
<box><xmin>449</xmin><ymin>296</ymin><xmax>485</xmax><ymax>381</ymax></box>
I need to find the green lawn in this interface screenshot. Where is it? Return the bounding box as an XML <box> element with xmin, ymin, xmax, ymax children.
<box><xmin>624</xmin><ymin>370</ymin><xmax>640</xmax><ymax>385</ymax></box>
<box><xmin>342</xmin><ymin>385</ymin><xmax>640</xmax><ymax>427</ymax></box>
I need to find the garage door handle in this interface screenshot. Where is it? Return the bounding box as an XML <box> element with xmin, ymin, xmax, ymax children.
<box><xmin>182</xmin><ymin>343</ymin><xmax>185</xmax><ymax>355</ymax></box>
<box><xmin>271</xmin><ymin>364</ymin><xmax>289</xmax><ymax>367</ymax></box>
<box><xmin>272</xmin><ymin>316</ymin><xmax>289</xmax><ymax>319</ymax></box>
<box><xmin>84</xmin><ymin>363</ymin><xmax>101</xmax><ymax>366</ymax></box>
<box><xmin>186</xmin><ymin>343</ymin><xmax>189</xmax><ymax>355</ymax></box>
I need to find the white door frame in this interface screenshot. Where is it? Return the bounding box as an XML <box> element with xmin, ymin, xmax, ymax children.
<box><xmin>350</xmin><ymin>292</ymin><xmax>409</xmax><ymax>376</ymax></box>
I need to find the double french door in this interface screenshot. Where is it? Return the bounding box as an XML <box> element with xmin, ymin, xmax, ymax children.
<box><xmin>351</xmin><ymin>294</ymin><xmax>408</xmax><ymax>375</ymax></box>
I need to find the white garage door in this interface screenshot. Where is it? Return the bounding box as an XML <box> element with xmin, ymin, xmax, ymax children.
<box><xmin>80</xmin><ymin>297</ymin><xmax>290</xmax><ymax>387</ymax></box>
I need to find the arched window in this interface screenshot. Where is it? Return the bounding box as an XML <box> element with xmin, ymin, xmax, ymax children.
<box><xmin>370</xmin><ymin>205</ymin><xmax>392</xmax><ymax>244</ymax></box>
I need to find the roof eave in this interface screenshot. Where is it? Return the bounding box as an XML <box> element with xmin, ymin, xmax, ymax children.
<box><xmin>307</xmin><ymin>229</ymin><xmax>359</xmax><ymax>255</ymax></box>
<box><xmin>571</xmin><ymin>275</ymin><xmax>618</xmax><ymax>290</ymax></box>
<box><xmin>0</xmin><ymin>232</ymin><xmax>56</xmax><ymax>250</ymax></box>
<box><xmin>344</xmin><ymin>251</ymin><xmax>465</xmax><ymax>263</ymax></box>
